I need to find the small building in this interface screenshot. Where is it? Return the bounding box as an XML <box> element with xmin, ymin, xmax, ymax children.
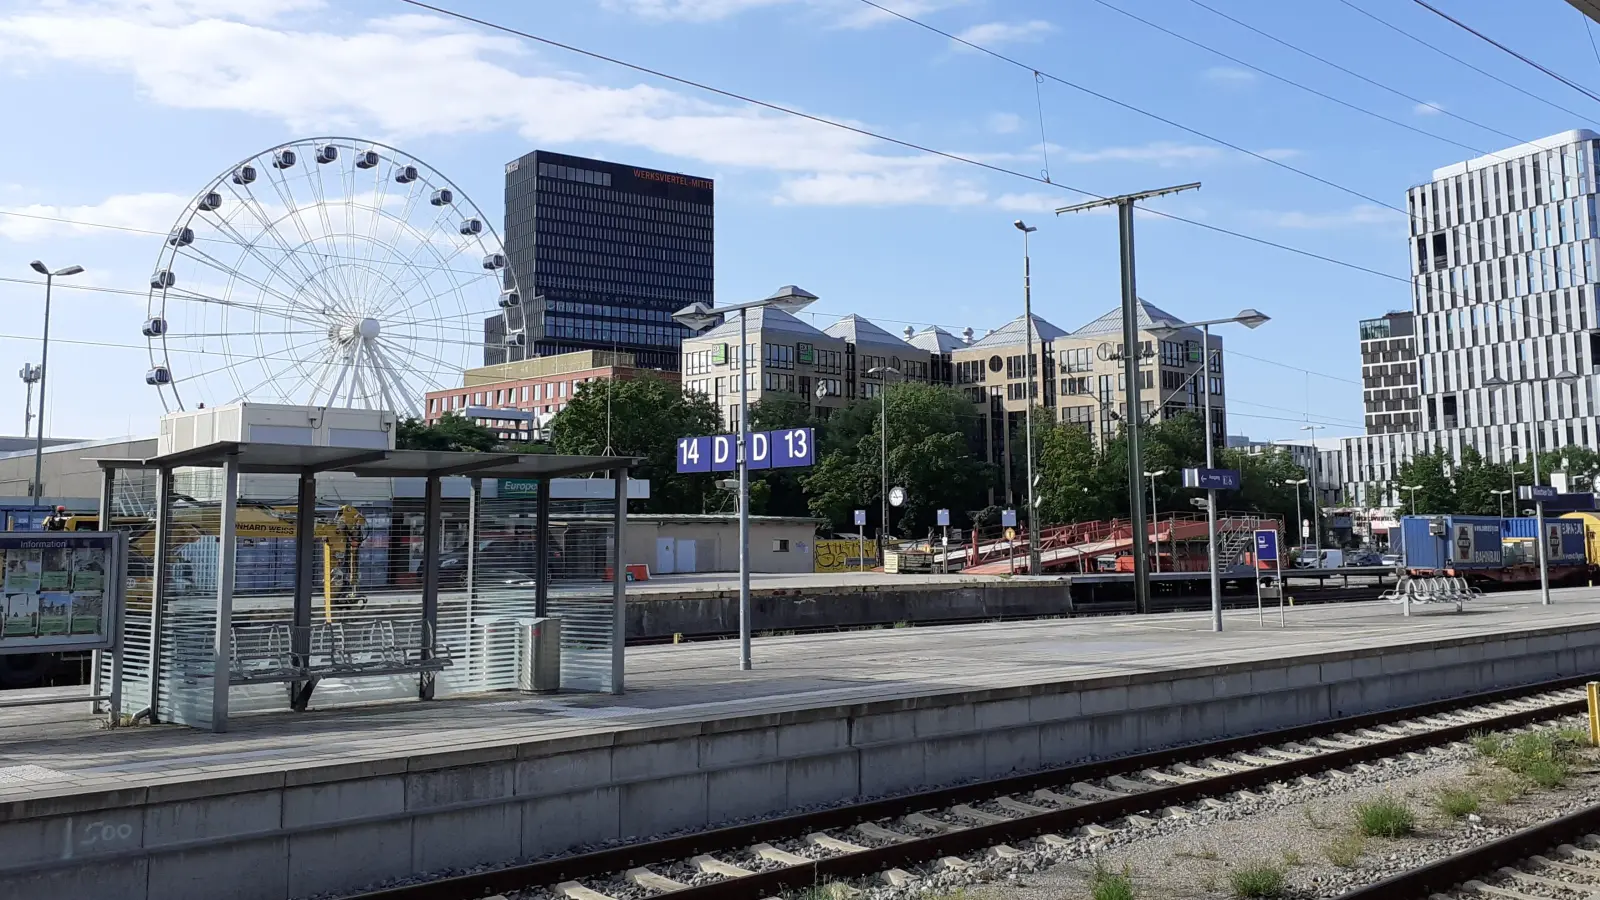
<box><xmin>627</xmin><ymin>514</ymin><xmax>821</xmax><ymax>575</ymax></box>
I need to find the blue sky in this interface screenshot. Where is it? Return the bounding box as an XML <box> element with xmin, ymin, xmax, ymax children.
<box><xmin>1</xmin><ymin>0</ymin><xmax>1598</xmax><ymax>441</ymax></box>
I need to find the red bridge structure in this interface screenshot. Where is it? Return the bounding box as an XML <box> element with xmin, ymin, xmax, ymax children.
<box><xmin>957</xmin><ymin>512</ymin><xmax>1283</xmax><ymax>575</ymax></box>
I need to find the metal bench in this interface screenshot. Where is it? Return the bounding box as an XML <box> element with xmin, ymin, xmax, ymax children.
<box><xmin>1384</xmin><ymin>575</ymin><xmax>1477</xmax><ymax>613</ymax></box>
<box><xmin>229</xmin><ymin>618</ymin><xmax>453</xmax><ymax>686</ymax></box>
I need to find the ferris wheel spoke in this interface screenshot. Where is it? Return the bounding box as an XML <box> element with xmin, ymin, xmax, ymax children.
<box><xmin>305</xmin><ymin>344</ymin><xmax>344</xmax><ymax>408</ymax></box>
<box><xmin>264</xmin><ymin>162</ymin><xmax>361</xmax><ymax>319</ymax></box>
<box><xmin>372</xmin><ymin>204</ymin><xmax>463</xmax><ymax>318</ymax></box>
<box><xmin>364</xmin><ymin>341</ymin><xmax>414</xmax><ymax>417</ymax></box>
<box><xmin>376</xmin><ymin>334</ymin><xmax>466</xmax><ymax>382</ymax></box>
<box><xmin>324</xmin><ymin>345</ymin><xmax>358</xmax><ymax>407</ymax></box>
<box><xmin>219</xmin><ymin>179</ymin><xmax>344</xmax><ymax>312</ymax></box>
<box><xmin>308</xmin><ymin>159</ymin><xmax>367</xmax><ymax>312</ymax></box>
<box><xmin>173</xmin><ymin>232</ymin><xmax>335</xmax><ymax>325</ymax></box>
<box><xmin>164</xmin><ymin>280</ymin><xmax>329</xmax><ymax>331</ymax></box>
<box><xmin>357</xmin><ymin>159</ymin><xmax>397</xmax><ymax>298</ymax></box>
<box><xmin>173</xmin><ymin>335</ymin><xmax>323</xmax><ymax>393</ymax></box>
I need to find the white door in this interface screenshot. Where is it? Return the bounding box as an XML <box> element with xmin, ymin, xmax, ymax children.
<box><xmin>655</xmin><ymin>538</ymin><xmax>675</xmax><ymax>575</ymax></box>
<box><xmin>675</xmin><ymin>539</ymin><xmax>697</xmax><ymax>573</ymax></box>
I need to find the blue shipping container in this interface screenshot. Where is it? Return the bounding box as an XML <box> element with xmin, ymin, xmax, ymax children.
<box><xmin>1503</xmin><ymin>517</ymin><xmax>1585</xmax><ymax>564</ymax></box>
<box><xmin>1400</xmin><ymin>515</ymin><xmax>1504</xmax><ymax>570</ymax></box>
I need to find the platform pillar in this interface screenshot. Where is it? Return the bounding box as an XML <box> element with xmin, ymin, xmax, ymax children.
<box><xmin>419</xmin><ymin>474</ymin><xmax>442</xmax><ymax>701</ymax></box>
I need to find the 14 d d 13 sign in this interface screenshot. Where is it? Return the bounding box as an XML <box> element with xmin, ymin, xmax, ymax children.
<box><xmin>674</xmin><ymin>428</ymin><xmax>814</xmax><ymax>473</ymax></box>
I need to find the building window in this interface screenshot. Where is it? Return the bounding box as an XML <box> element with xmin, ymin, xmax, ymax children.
<box><xmin>772</xmin><ymin>539</ymin><xmax>790</xmax><ymax>552</ymax></box>
<box><xmin>1061</xmin><ymin>347</ymin><xmax>1093</xmax><ymax>373</ymax></box>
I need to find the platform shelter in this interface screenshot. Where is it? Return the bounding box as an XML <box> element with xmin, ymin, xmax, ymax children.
<box><xmin>93</xmin><ymin>440</ymin><xmax>634</xmax><ymax>732</ymax></box>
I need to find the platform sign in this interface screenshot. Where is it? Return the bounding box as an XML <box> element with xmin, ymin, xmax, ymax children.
<box><xmin>854</xmin><ymin>509</ymin><xmax>867</xmax><ymax>526</ymax></box>
<box><xmin>676</xmin><ymin>437</ymin><xmax>711</xmax><ymax>473</ymax></box>
<box><xmin>0</xmin><ymin>532</ymin><xmax>125</xmax><ymax>656</ymax></box>
<box><xmin>1254</xmin><ymin>529</ymin><xmax>1278</xmax><ymax>563</ymax></box>
<box><xmin>1001</xmin><ymin>509</ymin><xmax>1018</xmax><ymax>527</ymax></box>
<box><xmin>771</xmin><ymin>427</ymin><xmax>814</xmax><ymax>468</ymax></box>
<box><xmin>1183</xmin><ymin>467</ymin><xmax>1240</xmax><ymax>491</ymax></box>
<box><xmin>1519</xmin><ymin>484</ymin><xmax>1558</xmax><ymax>501</ymax></box>
<box><xmin>676</xmin><ymin>428</ymin><xmax>814</xmax><ymax>474</ymax></box>
<box><xmin>747</xmin><ymin>431</ymin><xmax>772</xmax><ymax>470</ymax></box>
<box><xmin>937</xmin><ymin>508</ymin><xmax>950</xmax><ymax>527</ymax></box>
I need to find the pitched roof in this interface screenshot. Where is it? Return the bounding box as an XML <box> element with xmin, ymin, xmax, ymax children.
<box><xmin>906</xmin><ymin>325</ymin><xmax>964</xmax><ymax>353</ymax></box>
<box><xmin>969</xmin><ymin>313</ymin><xmax>1068</xmax><ymax>349</ymax></box>
<box><xmin>823</xmin><ymin>314</ymin><xmax>914</xmax><ymax>350</ymax></box>
<box><xmin>694</xmin><ymin>306</ymin><xmax>832</xmax><ymax>342</ymax></box>
<box><xmin>1070</xmin><ymin>298</ymin><xmax>1188</xmax><ymax>337</ymax></box>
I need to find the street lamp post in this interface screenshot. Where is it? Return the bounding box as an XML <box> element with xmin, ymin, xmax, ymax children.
<box><xmin>1284</xmin><ymin>478</ymin><xmax>1308</xmax><ymax>559</ymax></box>
<box><xmin>1014</xmin><ymin>220</ymin><xmax>1042</xmax><ymax>575</ymax></box>
<box><xmin>27</xmin><ymin>261</ymin><xmax>83</xmax><ymax>508</ymax></box>
<box><xmin>1485</xmin><ymin>371</ymin><xmax>1580</xmax><ymax>607</ymax></box>
<box><xmin>1491</xmin><ymin>488</ymin><xmax>1511</xmax><ymax>518</ymax></box>
<box><xmin>1143</xmin><ymin>469</ymin><xmax>1167</xmax><ymax>572</ymax></box>
<box><xmin>1149</xmin><ymin>309</ymin><xmax>1270</xmax><ymax>633</ymax></box>
<box><xmin>674</xmin><ymin>285</ymin><xmax>817</xmax><ymax>670</ymax></box>
<box><xmin>868</xmin><ymin>365</ymin><xmax>902</xmax><ymax>560</ymax></box>
<box><xmin>1401</xmin><ymin>484</ymin><xmax>1422</xmax><ymax>516</ymax></box>
<box><xmin>1300</xmin><ymin>424</ymin><xmax>1324</xmax><ymax>567</ymax></box>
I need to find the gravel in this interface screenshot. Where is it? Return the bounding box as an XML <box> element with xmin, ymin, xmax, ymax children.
<box><xmin>850</xmin><ymin>718</ymin><xmax>1600</xmax><ymax>900</ymax></box>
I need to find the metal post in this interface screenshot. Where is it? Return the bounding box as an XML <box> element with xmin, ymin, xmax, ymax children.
<box><xmin>211</xmin><ymin>455</ymin><xmax>239</xmax><ymax>733</ymax></box>
<box><xmin>419</xmin><ymin>474</ymin><xmax>441</xmax><ymax>701</ymax></box>
<box><xmin>1118</xmin><ymin>201</ymin><xmax>1151</xmax><ymax>614</ymax></box>
<box><xmin>1277</xmin><ymin>547</ymin><xmax>1285</xmax><ymax>627</ymax></box>
<box><xmin>858</xmin><ymin>522</ymin><xmax>865</xmax><ymax>573</ymax></box>
<box><xmin>737</xmin><ymin>309</ymin><xmax>751</xmax><ymax>670</ymax></box>
<box><xmin>1306</xmin><ymin>431</ymin><xmax>1323</xmax><ymax>566</ymax></box>
<box><xmin>1533</xmin><ymin>413</ymin><xmax>1551</xmax><ymax>606</ymax></box>
<box><xmin>1202</xmin><ymin>324</ymin><xmax>1221</xmax><ymax>632</ymax></box>
<box><xmin>535</xmin><ymin>477</ymin><xmax>550</xmax><ymax>618</ymax></box>
<box><xmin>31</xmin><ymin>273</ymin><xmax>52</xmax><ymax>508</ymax></box>
<box><xmin>1149</xmin><ymin>474</ymin><xmax>1160</xmax><ymax>574</ymax></box>
<box><xmin>612</xmin><ymin>467</ymin><xmax>628</xmax><ymax>694</ymax></box>
<box><xmin>1292</xmin><ymin>484</ymin><xmax>1304</xmax><ymax>559</ymax></box>
<box><xmin>148</xmin><ymin>466</ymin><xmax>173</xmax><ymax>722</ymax></box>
<box><xmin>289</xmin><ymin>471</ymin><xmax>316</xmax><ymax>711</ymax></box>
<box><xmin>881</xmin><ymin>383</ymin><xmax>890</xmax><ymax>561</ymax></box>
<box><xmin>1021</xmin><ymin>230</ymin><xmax>1041</xmax><ymax>576</ymax></box>
<box><xmin>467</xmin><ymin>477</ymin><xmax>480</xmax><ymax>602</ymax></box>
<box><xmin>93</xmin><ymin>465</ymin><xmax>113</xmax><ymax>718</ymax></box>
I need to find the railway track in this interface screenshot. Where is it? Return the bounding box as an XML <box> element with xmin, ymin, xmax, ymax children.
<box><xmin>346</xmin><ymin>676</ymin><xmax>1596</xmax><ymax>900</ymax></box>
<box><xmin>1339</xmin><ymin>801</ymin><xmax>1600</xmax><ymax>899</ymax></box>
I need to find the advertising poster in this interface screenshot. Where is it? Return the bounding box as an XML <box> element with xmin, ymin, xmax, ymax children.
<box><xmin>0</xmin><ymin>534</ymin><xmax>122</xmax><ymax>654</ymax></box>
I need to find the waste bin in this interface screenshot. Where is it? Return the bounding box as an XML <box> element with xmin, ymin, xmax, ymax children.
<box><xmin>518</xmin><ymin>617</ymin><xmax>562</xmax><ymax>693</ymax></box>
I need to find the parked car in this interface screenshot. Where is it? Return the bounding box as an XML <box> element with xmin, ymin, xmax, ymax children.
<box><xmin>1343</xmin><ymin>549</ymin><xmax>1383</xmax><ymax>567</ymax></box>
<box><xmin>1380</xmin><ymin>553</ymin><xmax>1402</xmax><ymax>568</ymax></box>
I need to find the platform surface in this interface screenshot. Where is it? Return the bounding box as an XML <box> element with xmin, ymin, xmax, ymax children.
<box><xmin>0</xmin><ymin>586</ymin><xmax>1594</xmax><ymax>808</ymax></box>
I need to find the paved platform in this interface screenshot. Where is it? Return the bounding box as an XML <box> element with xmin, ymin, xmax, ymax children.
<box><xmin>0</xmin><ymin>585</ymin><xmax>1593</xmax><ymax>805</ymax></box>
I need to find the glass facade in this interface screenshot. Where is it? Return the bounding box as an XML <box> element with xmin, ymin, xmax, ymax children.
<box><xmin>486</xmin><ymin>150</ymin><xmax>714</xmax><ymax>370</ymax></box>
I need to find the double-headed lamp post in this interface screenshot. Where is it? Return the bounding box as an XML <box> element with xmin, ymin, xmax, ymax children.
<box><xmin>1143</xmin><ymin>469</ymin><xmax>1166</xmax><ymax>572</ymax></box>
<box><xmin>867</xmin><ymin>365</ymin><xmax>902</xmax><ymax>558</ymax></box>
<box><xmin>27</xmin><ymin>261</ymin><xmax>83</xmax><ymax>508</ymax></box>
<box><xmin>1491</xmin><ymin>488</ymin><xmax>1512</xmax><ymax>518</ymax></box>
<box><xmin>1299</xmin><ymin>424</ymin><xmax>1324</xmax><ymax>566</ymax></box>
<box><xmin>1149</xmin><ymin>308</ymin><xmax>1270</xmax><ymax>633</ymax></box>
<box><xmin>1485</xmin><ymin>369</ymin><xmax>1581</xmax><ymax>607</ymax></box>
<box><xmin>1401</xmin><ymin>484</ymin><xmax>1422</xmax><ymax>516</ymax></box>
<box><xmin>674</xmin><ymin>285</ymin><xmax>817</xmax><ymax>670</ymax></box>
<box><xmin>1013</xmin><ymin>220</ymin><xmax>1042</xmax><ymax>574</ymax></box>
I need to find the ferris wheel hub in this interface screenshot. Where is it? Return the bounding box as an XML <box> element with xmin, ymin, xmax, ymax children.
<box><xmin>356</xmin><ymin>317</ymin><xmax>380</xmax><ymax>340</ymax></box>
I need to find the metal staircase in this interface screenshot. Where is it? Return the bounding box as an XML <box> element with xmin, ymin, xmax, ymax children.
<box><xmin>1214</xmin><ymin>515</ymin><xmax>1272</xmax><ymax>570</ymax></box>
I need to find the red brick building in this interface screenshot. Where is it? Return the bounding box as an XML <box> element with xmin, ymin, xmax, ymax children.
<box><xmin>424</xmin><ymin>350</ymin><xmax>677</xmax><ymax>442</ymax></box>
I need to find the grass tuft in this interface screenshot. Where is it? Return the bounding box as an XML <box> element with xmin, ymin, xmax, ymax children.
<box><xmin>1474</xmin><ymin>729</ymin><xmax>1578</xmax><ymax>789</ymax></box>
<box><xmin>1228</xmin><ymin>863</ymin><xmax>1285</xmax><ymax>899</ymax></box>
<box><xmin>1434</xmin><ymin>787</ymin><xmax>1481</xmax><ymax>820</ymax></box>
<box><xmin>1280</xmin><ymin>850</ymin><xmax>1303</xmax><ymax>868</ymax></box>
<box><xmin>1355</xmin><ymin>796</ymin><xmax>1416</xmax><ymax>838</ymax></box>
<box><xmin>1090</xmin><ymin>864</ymin><xmax>1135</xmax><ymax>900</ymax></box>
<box><xmin>1323</xmin><ymin>833</ymin><xmax>1367</xmax><ymax>868</ymax></box>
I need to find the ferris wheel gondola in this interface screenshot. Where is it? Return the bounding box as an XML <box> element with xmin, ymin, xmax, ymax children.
<box><xmin>143</xmin><ymin>137</ymin><xmax>524</xmax><ymax>418</ymax></box>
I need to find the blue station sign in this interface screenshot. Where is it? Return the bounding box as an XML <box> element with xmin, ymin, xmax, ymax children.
<box><xmin>1182</xmin><ymin>467</ymin><xmax>1241</xmax><ymax>491</ymax></box>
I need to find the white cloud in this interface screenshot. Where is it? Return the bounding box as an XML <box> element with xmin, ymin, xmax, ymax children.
<box><xmin>600</xmin><ymin>0</ymin><xmax>967</xmax><ymax>27</ymax></box>
<box><xmin>774</xmin><ymin>169</ymin><xmax>987</xmax><ymax>206</ymax></box>
<box><xmin>600</xmin><ymin>0</ymin><xmax>796</xmax><ymax>21</ymax></box>
<box><xmin>953</xmin><ymin>19</ymin><xmax>1054</xmax><ymax>47</ymax></box>
<box><xmin>1203</xmin><ymin>66</ymin><xmax>1256</xmax><ymax>83</ymax></box>
<box><xmin>1060</xmin><ymin>142</ymin><xmax>1225</xmax><ymax>167</ymax></box>
<box><xmin>0</xmin><ymin>193</ymin><xmax>189</xmax><ymax>241</ymax></box>
<box><xmin>986</xmin><ymin>112</ymin><xmax>1023</xmax><ymax>134</ymax></box>
<box><xmin>1414</xmin><ymin>101</ymin><xmax>1445</xmax><ymax>116</ymax></box>
<box><xmin>1257</xmin><ymin>204</ymin><xmax>1395</xmax><ymax>229</ymax></box>
<box><xmin>835</xmin><ymin>0</ymin><xmax>969</xmax><ymax>29</ymax></box>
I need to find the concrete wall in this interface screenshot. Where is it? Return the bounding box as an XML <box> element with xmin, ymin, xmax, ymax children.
<box><xmin>0</xmin><ymin>437</ymin><xmax>154</xmax><ymax>501</ymax></box>
<box><xmin>2</xmin><ymin>623</ymin><xmax>1594</xmax><ymax>900</ymax></box>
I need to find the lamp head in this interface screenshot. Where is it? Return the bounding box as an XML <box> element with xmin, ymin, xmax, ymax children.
<box><xmin>1013</xmin><ymin>219</ymin><xmax>1037</xmax><ymax>233</ymax></box>
<box><xmin>762</xmin><ymin>285</ymin><xmax>817</xmax><ymax>315</ymax></box>
<box><xmin>56</xmin><ymin>265</ymin><xmax>83</xmax><ymax>277</ymax></box>
<box><xmin>671</xmin><ymin>301</ymin><xmax>719</xmax><ymax>332</ymax></box>
<box><xmin>1235</xmin><ymin>308</ymin><xmax>1269</xmax><ymax>329</ymax></box>
<box><xmin>29</xmin><ymin>261</ymin><xmax>47</xmax><ymax>276</ymax></box>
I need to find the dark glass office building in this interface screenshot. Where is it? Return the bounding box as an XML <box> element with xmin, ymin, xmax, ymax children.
<box><xmin>486</xmin><ymin>149</ymin><xmax>714</xmax><ymax>370</ymax></box>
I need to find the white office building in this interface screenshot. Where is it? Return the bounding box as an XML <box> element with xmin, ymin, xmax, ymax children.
<box><xmin>1342</xmin><ymin>128</ymin><xmax>1600</xmax><ymax>506</ymax></box>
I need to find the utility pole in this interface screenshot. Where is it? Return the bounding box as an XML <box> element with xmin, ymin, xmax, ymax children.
<box><xmin>1057</xmin><ymin>182</ymin><xmax>1200</xmax><ymax>615</ymax></box>
<box><xmin>1014</xmin><ymin>220</ymin><xmax>1041</xmax><ymax>575</ymax></box>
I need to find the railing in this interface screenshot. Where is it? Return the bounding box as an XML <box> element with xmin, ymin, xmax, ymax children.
<box><xmin>964</xmin><ymin>512</ymin><xmax>1282</xmax><ymax>573</ymax></box>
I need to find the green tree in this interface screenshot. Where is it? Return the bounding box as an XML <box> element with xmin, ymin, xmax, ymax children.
<box><xmin>549</xmin><ymin>374</ymin><xmax>722</xmax><ymax>513</ymax></box>
<box><xmin>1034</xmin><ymin>421</ymin><xmax>1103</xmax><ymax>524</ymax></box>
<box><xmin>396</xmin><ymin>414</ymin><xmax>502</xmax><ymax>452</ymax></box>
<box><xmin>746</xmin><ymin>396</ymin><xmax>819</xmax><ymax>518</ymax></box>
<box><xmin>1539</xmin><ymin>445</ymin><xmax>1600</xmax><ymax>491</ymax></box>
<box><xmin>802</xmin><ymin>383</ymin><xmax>993</xmax><ymax>535</ymax></box>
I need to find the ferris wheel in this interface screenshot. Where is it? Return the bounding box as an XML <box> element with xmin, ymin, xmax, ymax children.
<box><xmin>142</xmin><ymin>137</ymin><xmax>524</xmax><ymax>418</ymax></box>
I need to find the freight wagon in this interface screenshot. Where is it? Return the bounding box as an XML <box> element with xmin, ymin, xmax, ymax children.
<box><xmin>1398</xmin><ymin>515</ymin><xmax>1591</xmax><ymax>586</ymax></box>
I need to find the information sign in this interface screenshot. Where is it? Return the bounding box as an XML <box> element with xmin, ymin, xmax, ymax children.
<box><xmin>1182</xmin><ymin>468</ymin><xmax>1241</xmax><ymax>491</ymax></box>
<box><xmin>1001</xmin><ymin>509</ymin><xmax>1018</xmax><ymax>527</ymax></box>
<box><xmin>1519</xmin><ymin>485</ymin><xmax>1558</xmax><ymax>501</ymax></box>
<box><xmin>854</xmin><ymin>509</ymin><xmax>867</xmax><ymax>526</ymax></box>
<box><xmin>675</xmin><ymin>428</ymin><xmax>815</xmax><ymax>473</ymax></box>
<box><xmin>937</xmin><ymin>508</ymin><xmax>950</xmax><ymax>527</ymax></box>
<box><xmin>0</xmin><ymin>532</ymin><xmax>124</xmax><ymax>656</ymax></box>
<box><xmin>1254</xmin><ymin>529</ymin><xmax>1278</xmax><ymax>563</ymax></box>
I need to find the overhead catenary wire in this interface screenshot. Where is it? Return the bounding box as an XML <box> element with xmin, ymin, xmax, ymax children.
<box><xmin>1409</xmin><ymin>0</ymin><xmax>1600</xmax><ymax>106</ymax></box>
